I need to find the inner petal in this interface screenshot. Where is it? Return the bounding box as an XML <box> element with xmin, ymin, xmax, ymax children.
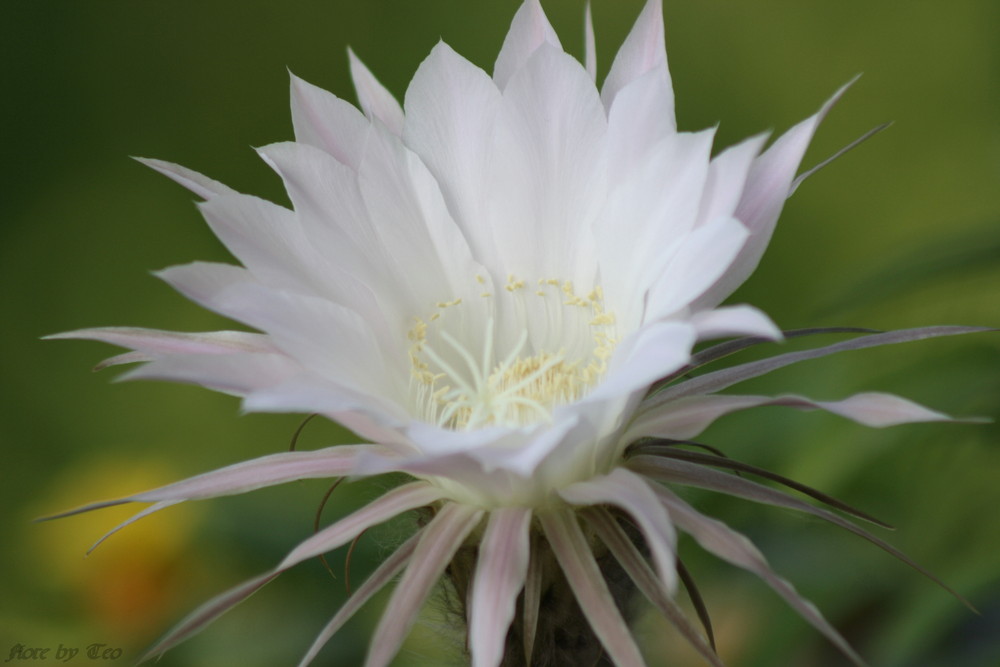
<box><xmin>407</xmin><ymin>275</ymin><xmax>618</xmax><ymax>430</ymax></box>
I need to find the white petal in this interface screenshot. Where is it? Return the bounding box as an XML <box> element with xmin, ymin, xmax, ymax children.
<box><xmin>289</xmin><ymin>72</ymin><xmax>370</xmax><ymax>169</ymax></box>
<box><xmin>597</xmin><ymin>128</ymin><xmax>716</xmax><ymax>321</ymax></box>
<box><xmin>493</xmin><ymin>0</ymin><xmax>561</xmax><ymax>90</ymax></box>
<box><xmin>696</xmin><ymin>80</ymin><xmax>856</xmax><ymax>308</ymax></box>
<box><xmin>694</xmin><ymin>132</ymin><xmax>769</xmax><ymax>229</ymax></box>
<box><xmin>136</xmin><ymin>158</ymin><xmax>236</xmax><ymax>200</ymax></box>
<box><xmin>601</xmin><ymin>0</ymin><xmax>672</xmax><ymax>122</ymax></box>
<box><xmin>403</xmin><ymin>41</ymin><xmax>503</xmax><ymax>266</ymax></box>
<box><xmin>488</xmin><ymin>43</ymin><xmax>606</xmax><ymax>287</ymax></box>
<box><xmin>348</xmin><ymin>48</ymin><xmax>404</xmax><ymax>135</ymax></box>
<box><xmin>690</xmin><ymin>304</ymin><xmax>783</xmax><ymax>341</ymax></box>
<box><xmin>583</xmin><ymin>2</ymin><xmax>597</xmax><ymax>81</ymax></box>
<box><xmin>644</xmin><ymin>217</ymin><xmax>749</xmax><ymax>322</ymax></box>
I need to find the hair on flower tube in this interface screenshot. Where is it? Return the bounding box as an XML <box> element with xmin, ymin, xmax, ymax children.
<box><xmin>46</xmin><ymin>1</ymin><xmax>990</xmax><ymax>665</ymax></box>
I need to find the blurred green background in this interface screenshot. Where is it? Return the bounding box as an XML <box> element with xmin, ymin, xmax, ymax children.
<box><xmin>2</xmin><ymin>1</ymin><xmax>999</xmax><ymax>665</ymax></box>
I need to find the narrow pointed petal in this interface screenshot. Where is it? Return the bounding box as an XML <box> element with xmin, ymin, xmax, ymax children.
<box><xmin>141</xmin><ymin>483</ymin><xmax>442</xmax><ymax>663</ymax></box>
<box><xmin>695</xmin><ymin>133</ymin><xmax>769</xmax><ymax>229</ymax></box>
<box><xmin>348</xmin><ymin>48</ymin><xmax>404</xmax><ymax>135</ymax></box>
<box><xmin>582</xmin><ymin>507</ymin><xmax>723</xmax><ymax>667</ymax></box>
<box><xmin>646</xmin><ymin>326</ymin><xmax>992</xmax><ymax>410</ymax></box>
<box><xmin>522</xmin><ymin>536</ymin><xmax>544</xmax><ymax>666</ymax></box>
<box><xmin>630</xmin><ymin>455</ymin><xmax>974</xmax><ymax>609</ymax></box>
<box><xmin>559</xmin><ymin>468</ymin><xmax>677</xmax><ymax>591</ymax></box>
<box><xmin>298</xmin><ymin>532</ymin><xmax>420</xmax><ymax>667</ymax></box>
<box><xmin>134</xmin><ymin>157</ymin><xmax>236</xmax><ymax>200</ymax></box>
<box><xmin>696</xmin><ymin>79</ymin><xmax>857</xmax><ymax>308</ymax></box>
<box><xmin>40</xmin><ymin>445</ymin><xmax>390</xmax><ymax>521</ymax></box>
<box><xmin>140</xmin><ymin>572</ymin><xmax>280</xmax><ymax>662</ymax></box>
<box><xmin>493</xmin><ymin>0</ymin><xmax>561</xmax><ymax>89</ymax></box>
<box><xmin>601</xmin><ymin>0</ymin><xmax>672</xmax><ymax>120</ymax></box>
<box><xmin>279</xmin><ymin>483</ymin><xmax>444</xmax><ymax>570</ymax></box>
<box><xmin>365</xmin><ymin>503</ymin><xmax>484</xmax><ymax>667</ymax></box>
<box><xmin>289</xmin><ymin>72</ymin><xmax>370</xmax><ymax>168</ymax></box>
<box><xmin>86</xmin><ymin>500</ymin><xmax>181</xmax><ymax>555</ymax></box>
<box><xmin>583</xmin><ymin>2</ymin><xmax>597</xmax><ymax>81</ymax></box>
<box><xmin>654</xmin><ymin>485</ymin><xmax>866</xmax><ymax>666</ymax></box>
<box><xmin>44</xmin><ymin>327</ymin><xmax>277</xmax><ymax>366</ymax></box>
<box><xmin>539</xmin><ymin>509</ymin><xmax>646</xmax><ymax>667</ymax></box>
<box><xmin>469</xmin><ymin>508</ymin><xmax>532</xmax><ymax>667</ymax></box>
<box><xmin>629</xmin><ymin>391</ymin><xmax>959</xmax><ymax>443</ymax></box>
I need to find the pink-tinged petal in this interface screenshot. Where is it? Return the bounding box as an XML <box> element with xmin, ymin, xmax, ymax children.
<box><xmin>629</xmin><ymin>391</ymin><xmax>961</xmax><ymax>444</ymax></box>
<box><xmin>629</xmin><ymin>455</ymin><xmax>973</xmax><ymax>610</ymax></box>
<box><xmin>696</xmin><ymin>79</ymin><xmax>857</xmax><ymax>308</ymax></box>
<box><xmin>41</xmin><ymin>446</ymin><xmax>391</xmax><ymax>521</ymax></box>
<box><xmin>816</xmin><ymin>392</ymin><xmax>965</xmax><ymax>427</ymax></box>
<box><xmin>695</xmin><ymin>133</ymin><xmax>770</xmax><ymax>229</ymax></box>
<box><xmin>348</xmin><ymin>48</ymin><xmax>404</xmax><ymax>135</ymax></box>
<box><xmin>365</xmin><ymin>503</ymin><xmax>484</xmax><ymax>667</ymax></box>
<box><xmin>298</xmin><ymin>532</ymin><xmax>420</xmax><ymax>667</ymax></box>
<box><xmin>403</xmin><ymin>41</ymin><xmax>503</xmax><ymax>266</ymax></box>
<box><xmin>582</xmin><ymin>507</ymin><xmax>723</xmax><ymax>667</ymax></box>
<box><xmin>279</xmin><ymin>482</ymin><xmax>444</xmax><ymax>570</ymax></box>
<box><xmin>45</xmin><ymin>327</ymin><xmax>277</xmax><ymax>362</ymax></box>
<box><xmin>469</xmin><ymin>507</ymin><xmax>532</xmax><ymax>667</ymax></box>
<box><xmin>119</xmin><ymin>352</ymin><xmax>300</xmax><ymax>397</ymax></box>
<box><xmin>86</xmin><ymin>500</ymin><xmax>181</xmax><ymax>555</ymax></box>
<box><xmin>141</xmin><ymin>482</ymin><xmax>440</xmax><ymax>663</ymax></box>
<box><xmin>559</xmin><ymin>468</ymin><xmax>677</xmax><ymax>592</ymax></box>
<box><xmin>289</xmin><ymin>72</ymin><xmax>370</xmax><ymax>169</ymax></box>
<box><xmin>645</xmin><ymin>326</ymin><xmax>991</xmax><ymax>409</ymax></box>
<box><xmin>493</xmin><ymin>0</ymin><xmax>562</xmax><ymax>90</ymax></box>
<box><xmin>601</xmin><ymin>0</ymin><xmax>672</xmax><ymax>121</ymax></box>
<box><xmin>583</xmin><ymin>2</ymin><xmax>597</xmax><ymax>81</ymax></box>
<box><xmin>653</xmin><ymin>485</ymin><xmax>865</xmax><ymax>666</ymax></box>
<box><xmin>134</xmin><ymin>157</ymin><xmax>236</xmax><ymax>200</ymax></box>
<box><xmin>539</xmin><ymin>509</ymin><xmax>646</xmax><ymax>667</ymax></box>
<box><xmin>644</xmin><ymin>217</ymin><xmax>749</xmax><ymax>322</ymax></box>
<box><xmin>690</xmin><ymin>305</ymin><xmax>783</xmax><ymax>341</ymax></box>
<box><xmin>140</xmin><ymin>572</ymin><xmax>280</xmax><ymax>662</ymax></box>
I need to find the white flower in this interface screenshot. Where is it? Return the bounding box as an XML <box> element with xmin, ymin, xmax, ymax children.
<box><xmin>48</xmin><ymin>1</ymin><xmax>984</xmax><ymax>666</ymax></box>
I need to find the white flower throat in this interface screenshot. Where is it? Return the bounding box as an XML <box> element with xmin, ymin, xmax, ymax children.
<box><xmin>408</xmin><ymin>275</ymin><xmax>618</xmax><ymax>430</ymax></box>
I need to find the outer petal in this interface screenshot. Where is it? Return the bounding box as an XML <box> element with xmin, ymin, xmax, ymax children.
<box><xmin>627</xmin><ymin>391</ymin><xmax>959</xmax><ymax>444</ymax></box>
<box><xmin>365</xmin><ymin>503</ymin><xmax>484</xmax><ymax>667</ymax></box>
<box><xmin>493</xmin><ymin>0</ymin><xmax>562</xmax><ymax>90</ymax></box>
<box><xmin>348</xmin><ymin>48</ymin><xmax>404</xmax><ymax>135</ymax></box>
<box><xmin>539</xmin><ymin>509</ymin><xmax>645</xmax><ymax>667</ymax></box>
<box><xmin>469</xmin><ymin>508</ymin><xmax>532</xmax><ymax>667</ymax></box>
<box><xmin>559</xmin><ymin>468</ymin><xmax>677</xmax><ymax>591</ymax></box>
<box><xmin>696</xmin><ymin>79</ymin><xmax>856</xmax><ymax>308</ymax></box>
<box><xmin>135</xmin><ymin>158</ymin><xmax>236</xmax><ymax>200</ymax></box>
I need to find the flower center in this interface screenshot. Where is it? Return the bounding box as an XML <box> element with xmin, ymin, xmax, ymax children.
<box><xmin>407</xmin><ymin>276</ymin><xmax>618</xmax><ymax>430</ymax></box>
